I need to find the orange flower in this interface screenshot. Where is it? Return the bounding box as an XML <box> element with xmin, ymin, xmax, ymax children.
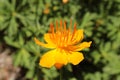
<box><xmin>62</xmin><ymin>0</ymin><xmax>69</xmax><ymax>4</ymax></box>
<box><xmin>43</xmin><ymin>8</ymin><xmax>50</xmax><ymax>14</ymax></box>
<box><xmin>43</xmin><ymin>4</ymin><xmax>50</xmax><ymax>14</ymax></box>
<box><xmin>34</xmin><ymin>20</ymin><xmax>92</xmax><ymax>69</ymax></box>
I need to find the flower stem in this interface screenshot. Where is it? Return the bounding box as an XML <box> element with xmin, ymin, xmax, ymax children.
<box><xmin>60</xmin><ymin>68</ymin><xmax>62</xmax><ymax>80</ymax></box>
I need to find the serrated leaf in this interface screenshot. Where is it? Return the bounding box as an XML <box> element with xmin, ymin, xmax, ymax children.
<box><xmin>13</xmin><ymin>48</ymin><xmax>31</xmax><ymax>68</ymax></box>
<box><xmin>4</xmin><ymin>36</ymin><xmax>21</xmax><ymax>48</ymax></box>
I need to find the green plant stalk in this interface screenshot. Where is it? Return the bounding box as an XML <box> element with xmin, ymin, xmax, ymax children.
<box><xmin>60</xmin><ymin>68</ymin><xmax>63</xmax><ymax>80</ymax></box>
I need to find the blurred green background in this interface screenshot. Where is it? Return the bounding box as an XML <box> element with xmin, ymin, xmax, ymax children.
<box><xmin>0</xmin><ymin>0</ymin><xmax>120</xmax><ymax>80</ymax></box>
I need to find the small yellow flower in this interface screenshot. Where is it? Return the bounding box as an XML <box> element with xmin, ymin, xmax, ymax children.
<box><xmin>34</xmin><ymin>20</ymin><xmax>92</xmax><ymax>69</ymax></box>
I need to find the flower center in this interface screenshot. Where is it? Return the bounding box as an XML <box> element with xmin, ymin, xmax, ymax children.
<box><xmin>49</xmin><ymin>20</ymin><xmax>77</xmax><ymax>49</ymax></box>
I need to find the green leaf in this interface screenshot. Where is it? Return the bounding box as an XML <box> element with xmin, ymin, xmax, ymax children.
<box><xmin>42</xmin><ymin>67</ymin><xmax>59</xmax><ymax>79</ymax></box>
<box><xmin>13</xmin><ymin>48</ymin><xmax>31</xmax><ymax>68</ymax></box>
<box><xmin>91</xmin><ymin>51</ymin><xmax>101</xmax><ymax>64</ymax></box>
<box><xmin>24</xmin><ymin>41</ymin><xmax>41</xmax><ymax>56</ymax></box>
<box><xmin>104</xmin><ymin>42</ymin><xmax>111</xmax><ymax>52</ymax></box>
<box><xmin>8</xmin><ymin>17</ymin><xmax>18</xmax><ymax>37</ymax></box>
<box><xmin>4</xmin><ymin>36</ymin><xmax>21</xmax><ymax>48</ymax></box>
<box><xmin>80</xmin><ymin>13</ymin><xmax>97</xmax><ymax>28</ymax></box>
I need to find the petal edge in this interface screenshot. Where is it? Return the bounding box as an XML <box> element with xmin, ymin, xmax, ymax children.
<box><xmin>68</xmin><ymin>52</ymin><xmax>84</xmax><ymax>65</ymax></box>
<box><xmin>39</xmin><ymin>50</ymin><xmax>56</xmax><ymax>68</ymax></box>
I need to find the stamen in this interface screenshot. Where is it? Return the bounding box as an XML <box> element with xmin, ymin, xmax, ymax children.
<box><xmin>62</xmin><ymin>21</ymin><xmax>67</xmax><ymax>45</ymax></box>
<box><xmin>50</xmin><ymin>23</ymin><xmax>54</xmax><ymax>34</ymax></box>
<box><xmin>60</xmin><ymin>33</ymin><xmax>63</xmax><ymax>47</ymax></box>
<box><xmin>56</xmin><ymin>21</ymin><xmax>58</xmax><ymax>32</ymax></box>
<box><xmin>57</xmin><ymin>32</ymin><xmax>62</xmax><ymax>47</ymax></box>
<box><xmin>49</xmin><ymin>20</ymin><xmax>77</xmax><ymax>48</ymax></box>
<box><xmin>65</xmin><ymin>20</ymin><xmax>72</xmax><ymax>44</ymax></box>
<box><xmin>64</xmin><ymin>21</ymin><xmax>66</xmax><ymax>32</ymax></box>
<box><xmin>65</xmin><ymin>29</ymin><xmax>70</xmax><ymax>45</ymax></box>
<box><xmin>71</xmin><ymin>23</ymin><xmax>77</xmax><ymax>41</ymax></box>
<box><xmin>69</xmin><ymin>19</ymin><xmax>72</xmax><ymax>31</ymax></box>
<box><xmin>49</xmin><ymin>34</ymin><xmax>54</xmax><ymax>43</ymax></box>
<box><xmin>50</xmin><ymin>23</ymin><xmax>56</xmax><ymax>44</ymax></box>
<box><xmin>60</xmin><ymin>20</ymin><xmax>63</xmax><ymax>31</ymax></box>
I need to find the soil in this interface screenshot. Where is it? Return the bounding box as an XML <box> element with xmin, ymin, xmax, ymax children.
<box><xmin>0</xmin><ymin>46</ymin><xmax>20</xmax><ymax>80</ymax></box>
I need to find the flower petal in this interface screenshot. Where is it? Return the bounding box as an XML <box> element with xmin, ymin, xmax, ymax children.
<box><xmin>64</xmin><ymin>41</ymin><xmax>92</xmax><ymax>51</ymax></box>
<box><xmin>44</xmin><ymin>33</ymin><xmax>56</xmax><ymax>47</ymax></box>
<box><xmin>74</xmin><ymin>41</ymin><xmax>92</xmax><ymax>51</ymax></box>
<box><xmin>54</xmin><ymin>49</ymin><xmax>68</xmax><ymax>65</ymax></box>
<box><xmin>34</xmin><ymin>37</ymin><xmax>55</xmax><ymax>48</ymax></box>
<box><xmin>72</xmin><ymin>30</ymin><xmax>84</xmax><ymax>44</ymax></box>
<box><xmin>39</xmin><ymin>50</ymin><xmax>56</xmax><ymax>68</ymax></box>
<box><xmin>68</xmin><ymin>52</ymin><xmax>84</xmax><ymax>65</ymax></box>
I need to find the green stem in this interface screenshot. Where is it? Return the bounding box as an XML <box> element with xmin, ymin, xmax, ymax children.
<box><xmin>60</xmin><ymin>68</ymin><xmax>62</xmax><ymax>80</ymax></box>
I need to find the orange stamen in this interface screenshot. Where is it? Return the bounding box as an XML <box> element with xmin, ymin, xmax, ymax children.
<box><xmin>50</xmin><ymin>23</ymin><xmax>56</xmax><ymax>45</ymax></box>
<box><xmin>60</xmin><ymin>20</ymin><xmax>63</xmax><ymax>31</ymax></box>
<box><xmin>71</xmin><ymin>23</ymin><xmax>77</xmax><ymax>41</ymax></box>
<box><xmin>64</xmin><ymin>21</ymin><xmax>66</xmax><ymax>32</ymax></box>
<box><xmin>69</xmin><ymin>19</ymin><xmax>72</xmax><ymax>31</ymax></box>
<box><xmin>62</xmin><ymin>21</ymin><xmax>67</xmax><ymax>45</ymax></box>
<box><xmin>50</xmin><ymin>23</ymin><xmax>54</xmax><ymax>34</ymax></box>
<box><xmin>56</xmin><ymin>21</ymin><xmax>58</xmax><ymax>32</ymax></box>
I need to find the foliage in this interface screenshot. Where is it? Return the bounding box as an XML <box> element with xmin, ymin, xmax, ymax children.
<box><xmin>0</xmin><ymin>0</ymin><xmax>120</xmax><ymax>80</ymax></box>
